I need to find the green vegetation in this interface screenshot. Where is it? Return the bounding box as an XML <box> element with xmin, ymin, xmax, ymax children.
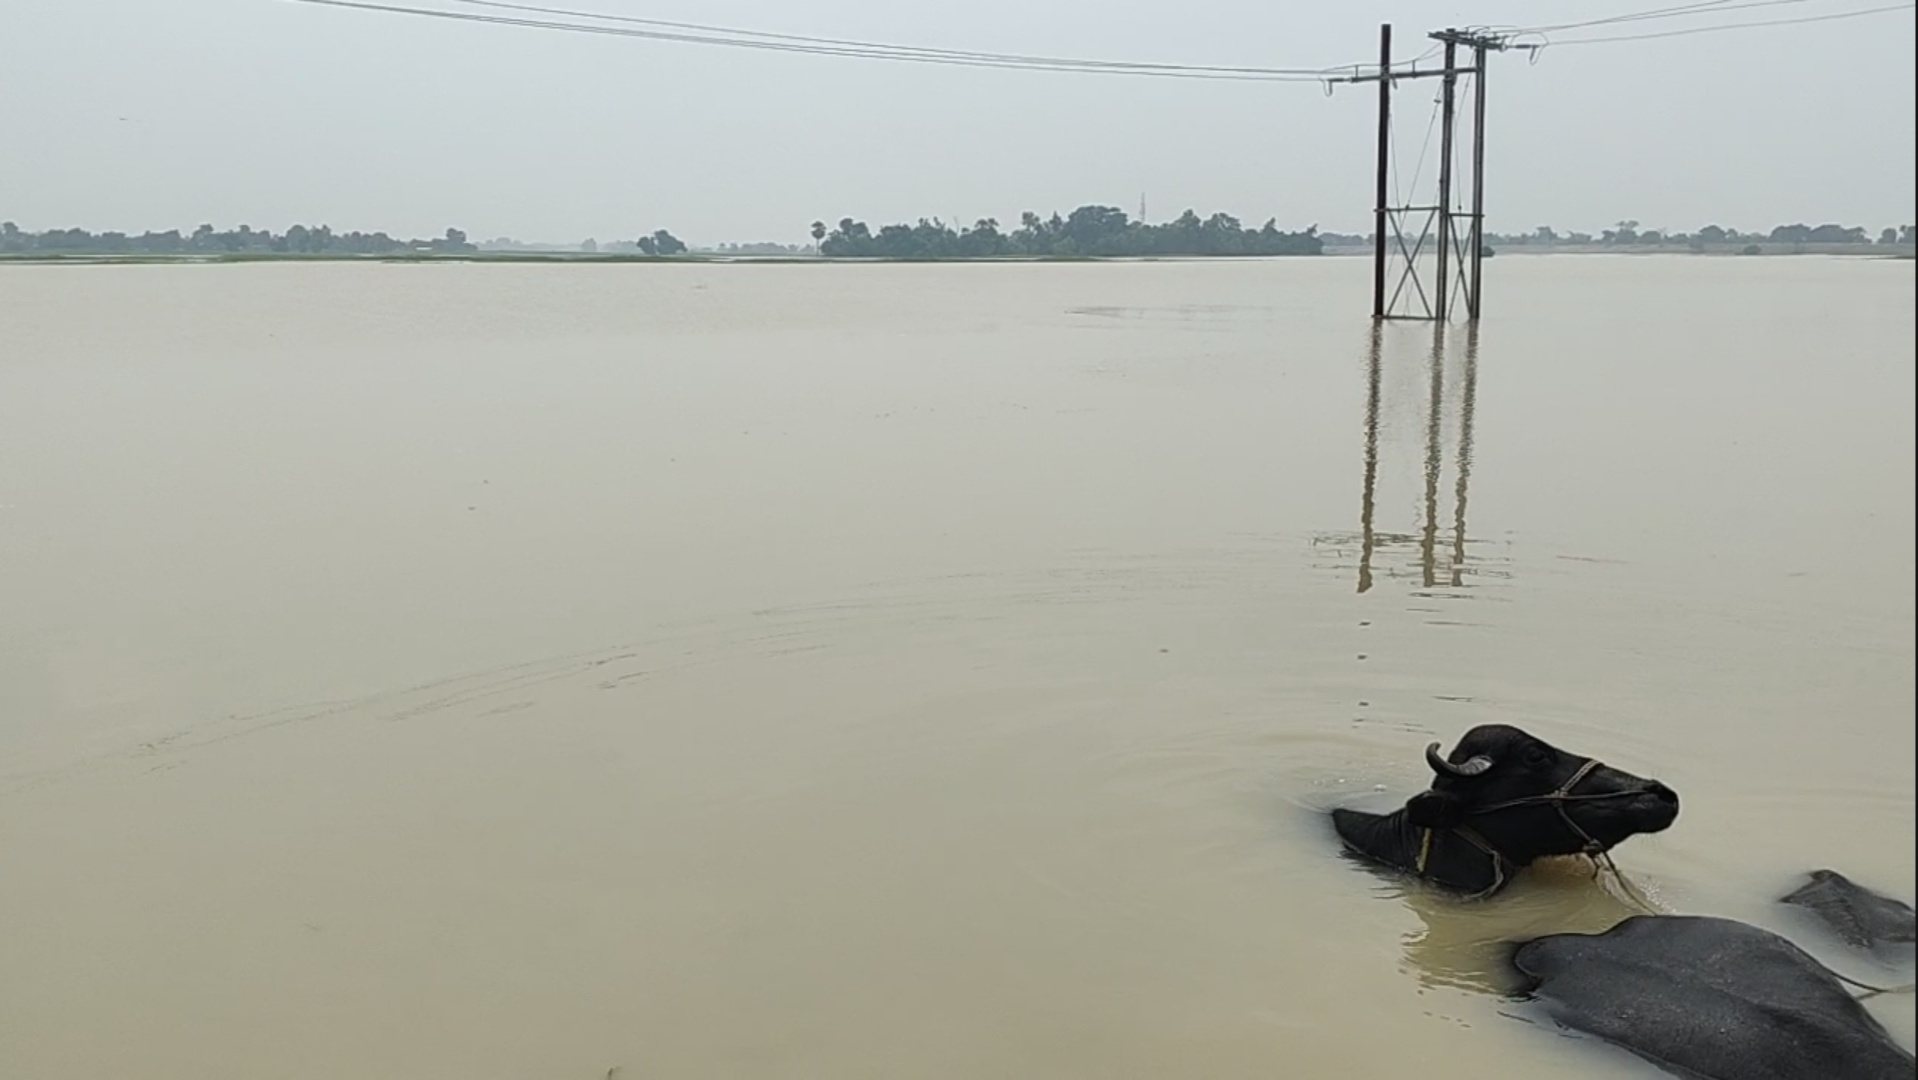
<box><xmin>0</xmin><ymin>221</ymin><xmax>476</xmax><ymax>256</ymax></box>
<box><xmin>1578</xmin><ymin>221</ymin><xmax>1910</xmax><ymax>247</ymax></box>
<box><xmin>1319</xmin><ymin>222</ymin><xmax>1914</xmax><ymax>249</ymax></box>
<box><xmin>9</xmin><ymin>215</ymin><xmax>1905</xmax><ymax>263</ymax></box>
<box><xmin>815</xmin><ymin>206</ymin><xmax>1322</xmax><ymax>259</ymax></box>
<box><xmin>634</xmin><ymin>229</ymin><xmax>687</xmax><ymax>256</ymax></box>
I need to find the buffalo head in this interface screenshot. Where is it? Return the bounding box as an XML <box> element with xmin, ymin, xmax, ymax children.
<box><xmin>1408</xmin><ymin>724</ymin><xmax>1679</xmax><ymax>861</ymax></box>
<box><xmin>1333</xmin><ymin>724</ymin><xmax>1679</xmax><ymax>896</ymax></box>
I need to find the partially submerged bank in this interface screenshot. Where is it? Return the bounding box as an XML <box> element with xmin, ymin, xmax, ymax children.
<box><xmin>0</xmin><ymin>251</ymin><xmax>742</xmax><ymax>266</ymax></box>
<box><xmin>0</xmin><ymin>251</ymin><xmax>1316</xmax><ymax>267</ymax></box>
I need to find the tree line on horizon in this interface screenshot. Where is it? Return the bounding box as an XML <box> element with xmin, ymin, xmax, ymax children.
<box><xmin>9</xmin><ymin>216</ymin><xmax>1907</xmax><ymax>260</ymax></box>
<box><xmin>810</xmin><ymin>206</ymin><xmax>1323</xmax><ymax>259</ymax></box>
<box><xmin>0</xmin><ymin>221</ymin><xmax>478</xmax><ymax>256</ymax></box>
<box><xmin>1318</xmin><ymin>221</ymin><xmax>1915</xmax><ymax>248</ymax></box>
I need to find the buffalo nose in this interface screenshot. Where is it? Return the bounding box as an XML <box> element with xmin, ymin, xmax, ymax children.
<box><xmin>1648</xmin><ymin>782</ymin><xmax>1678</xmax><ymax>806</ymax></box>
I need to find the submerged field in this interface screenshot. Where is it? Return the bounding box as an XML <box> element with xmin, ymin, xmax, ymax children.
<box><xmin>1</xmin><ymin>256</ymin><xmax>1911</xmax><ymax>1079</ymax></box>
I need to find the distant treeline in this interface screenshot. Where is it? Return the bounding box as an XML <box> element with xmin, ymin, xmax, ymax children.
<box><xmin>1320</xmin><ymin>222</ymin><xmax>1915</xmax><ymax>248</ymax></box>
<box><xmin>708</xmin><ymin>241</ymin><xmax>810</xmax><ymax>256</ymax></box>
<box><xmin>812</xmin><ymin>206</ymin><xmax>1322</xmax><ymax>259</ymax></box>
<box><xmin>0</xmin><ymin>222</ymin><xmax>478</xmax><ymax>255</ymax></box>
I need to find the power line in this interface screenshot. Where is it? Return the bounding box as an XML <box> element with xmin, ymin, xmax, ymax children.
<box><xmin>287</xmin><ymin>0</ymin><xmax>1373</xmax><ymax>81</ymax></box>
<box><xmin>1404</xmin><ymin>94</ymin><xmax>1442</xmax><ymax>207</ymax></box>
<box><xmin>1515</xmin><ymin>0</ymin><xmax>1804</xmax><ymax>34</ymax></box>
<box><xmin>284</xmin><ymin>0</ymin><xmax>1912</xmax><ymax>88</ymax></box>
<box><xmin>1544</xmin><ymin>1</ymin><xmax>1912</xmax><ymax>45</ymax></box>
<box><xmin>444</xmin><ymin>0</ymin><xmax>1361</xmax><ymax>76</ymax></box>
<box><xmin>1446</xmin><ymin>1</ymin><xmax>1874</xmax><ymax>50</ymax></box>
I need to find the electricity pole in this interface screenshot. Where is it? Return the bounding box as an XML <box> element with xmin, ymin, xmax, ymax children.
<box><xmin>1342</xmin><ymin>25</ymin><xmax>1508</xmax><ymax>323</ymax></box>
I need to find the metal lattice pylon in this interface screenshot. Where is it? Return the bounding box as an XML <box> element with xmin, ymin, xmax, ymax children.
<box><xmin>1341</xmin><ymin>25</ymin><xmax>1507</xmax><ymax>323</ymax></box>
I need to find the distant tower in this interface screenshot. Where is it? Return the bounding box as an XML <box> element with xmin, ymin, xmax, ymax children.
<box><xmin>1139</xmin><ymin>193</ymin><xmax>1147</xmax><ymax>224</ymax></box>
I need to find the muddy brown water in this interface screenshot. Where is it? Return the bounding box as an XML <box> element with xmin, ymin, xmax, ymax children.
<box><xmin>1</xmin><ymin>257</ymin><xmax>1911</xmax><ymax>1079</ymax></box>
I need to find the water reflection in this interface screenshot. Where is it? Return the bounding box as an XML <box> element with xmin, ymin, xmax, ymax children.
<box><xmin>1358</xmin><ymin>323</ymin><xmax>1383</xmax><ymax>595</ymax></box>
<box><xmin>1449</xmin><ymin>326</ymin><xmax>1481</xmax><ymax>589</ymax></box>
<box><xmin>1330</xmin><ymin>322</ymin><xmax>1502</xmax><ymax>596</ymax></box>
<box><xmin>1395</xmin><ymin>860</ymin><xmax>1643</xmax><ymax>994</ymax></box>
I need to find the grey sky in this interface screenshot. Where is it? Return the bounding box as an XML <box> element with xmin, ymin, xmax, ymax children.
<box><xmin>3</xmin><ymin>0</ymin><xmax>1912</xmax><ymax>244</ymax></box>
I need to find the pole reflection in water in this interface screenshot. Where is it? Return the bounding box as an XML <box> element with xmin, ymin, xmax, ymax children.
<box><xmin>1451</xmin><ymin>322</ymin><xmax>1480</xmax><ymax>588</ymax></box>
<box><xmin>1358</xmin><ymin>322</ymin><xmax>1384</xmax><ymax>594</ymax></box>
<box><xmin>1351</xmin><ymin>321</ymin><xmax>1496</xmax><ymax>596</ymax></box>
<box><xmin>1421</xmin><ymin>327</ymin><xmax>1446</xmax><ymax>588</ymax></box>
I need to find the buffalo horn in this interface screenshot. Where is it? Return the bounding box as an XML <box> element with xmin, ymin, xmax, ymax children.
<box><xmin>1426</xmin><ymin>741</ymin><xmax>1494</xmax><ymax>778</ymax></box>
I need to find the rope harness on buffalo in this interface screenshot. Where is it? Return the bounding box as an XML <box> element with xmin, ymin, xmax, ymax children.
<box><xmin>1831</xmin><ymin>972</ymin><xmax>1917</xmax><ymax>999</ymax></box>
<box><xmin>1412</xmin><ymin>821</ymin><xmax>1513</xmax><ymax>899</ymax></box>
<box><xmin>1416</xmin><ymin>757</ymin><xmax>1662</xmax><ymax>908</ymax></box>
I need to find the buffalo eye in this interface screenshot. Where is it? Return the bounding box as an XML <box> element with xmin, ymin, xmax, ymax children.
<box><xmin>1523</xmin><ymin>744</ymin><xmax>1553</xmax><ymax>767</ymax></box>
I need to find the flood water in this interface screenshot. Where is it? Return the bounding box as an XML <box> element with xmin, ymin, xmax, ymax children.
<box><xmin>1</xmin><ymin>257</ymin><xmax>1912</xmax><ymax>1079</ymax></box>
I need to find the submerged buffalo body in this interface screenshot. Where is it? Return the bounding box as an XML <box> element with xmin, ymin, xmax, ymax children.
<box><xmin>1332</xmin><ymin>725</ymin><xmax>1680</xmax><ymax>897</ymax></box>
<box><xmin>1514</xmin><ymin>915</ymin><xmax>1915</xmax><ymax>1080</ymax></box>
<box><xmin>1783</xmin><ymin>869</ymin><xmax>1918</xmax><ymax>951</ymax></box>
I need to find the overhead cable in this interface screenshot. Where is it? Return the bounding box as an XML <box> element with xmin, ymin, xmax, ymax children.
<box><xmin>288</xmin><ymin>0</ymin><xmax>1375</xmax><ymax>81</ymax></box>
<box><xmin>1543</xmin><ymin>1</ymin><xmax>1912</xmax><ymax>45</ymax></box>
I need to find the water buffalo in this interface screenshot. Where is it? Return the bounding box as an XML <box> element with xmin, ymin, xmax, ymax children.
<box><xmin>1513</xmin><ymin>914</ymin><xmax>1915</xmax><ymax>1080</ymax></box>
<box><xmin>1332</xmin><ymin>724</ymin><xmax>1680</xmax><ymax>898</ymax></box>
<box><xmin>1783</xmin><ymin>869</ymin><xmax>1918</xmax><ymax>951</ymax></box>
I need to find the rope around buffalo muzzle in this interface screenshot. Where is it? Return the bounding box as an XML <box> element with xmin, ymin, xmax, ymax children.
<box><xmin>1588</xmin><ymin>847</ymin><xmax>1660</xmax><ymax>916</ymax></box>
<box><xmin>1464</xmin><ymin>758</ymin><xmax>1666</xmax><ymax>914</ymax></box>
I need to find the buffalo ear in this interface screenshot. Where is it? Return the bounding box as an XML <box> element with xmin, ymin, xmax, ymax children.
<box><xmin>1405</xmin><ymin>789</ymin><xmax>1465</xmax><ymax>830</ymax></box>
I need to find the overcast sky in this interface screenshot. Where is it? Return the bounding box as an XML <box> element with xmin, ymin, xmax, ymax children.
<box><xmin>3</xmin><ymin>0</ymin><xmax>1912</xmax><ymax>244</ymax></box>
